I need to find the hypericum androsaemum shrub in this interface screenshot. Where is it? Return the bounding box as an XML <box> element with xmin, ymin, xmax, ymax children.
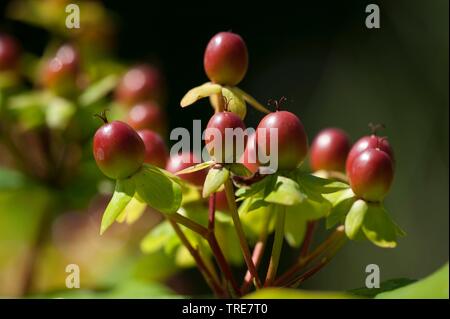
<box><xmin>94</xmin><ymin>31</ymin><xmax>406</xmax><ymax>298</ymax></box>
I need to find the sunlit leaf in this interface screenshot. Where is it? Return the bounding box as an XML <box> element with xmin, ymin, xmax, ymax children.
<box><xmin>233</xmin><ymin>87</ymin><xmax>271</xmax><ymax>114</ymax></box>
<box><xmin>122</xmin><ymin>196</ymin><xmax>147</xmax><ymax>224</ymax></box>
<box><xmin>202</xmin><ymin>166</ymin><xmax>229</xmax><ymax>198</ymax></box>
<box><xmin>180</xmin><ymin>82</ymin><xmax>222</xmax><ymax>107</ymax></box>
<box><xmin>345</xmin><ymin>199</ymin><xmax>368</xmax><ymax>239</ymax></box>
<box><xmin>175</xmin><ymin>161</ymin><xmax>214</xmax><ymax>176</ymax></box>
<box><xmin>375</xmin><ymin>263</ymin><xmax>448</xmax><ymax>299</ymax></box>
<box><xmin>100</xmin><ymin>178</ymin><xmax>135</xmax><ymax>235</ymax></box>
<box><xmin>46</xmin><ymin>96</ymin><xmax>76</xmax><ymax>129</ymax></box>
<box><xmin>244</xmin><ymin>288</ymin><xmax>357</xmax><ymax>299</ymax></box>
<box><xmin>141</xmin><ymin>221</ymin><xmax>175</xmax><ymax>254</ymax></box>
<box><xmin>362</xmin><ymin>205</ymin><xmax>405</xmax><ymax>248</ymax></box>
<box><xmin>350</xmin><ymin>278</ymin><xmax>417</xmax><ymax>298</ymax></box>
<box><xmin>134</xmin><ymin>165</ymin><xmax>182</xmax><ymax>214</ymax></box>
<box><xmin>210</xmin><ymin>86</ymin><xmax>247</xmax><ymax>119</ymax></box>
<box><xmin>265</xmin><ymin>175</ymin><xmax>305</xmax><ymax>206</ymax></box>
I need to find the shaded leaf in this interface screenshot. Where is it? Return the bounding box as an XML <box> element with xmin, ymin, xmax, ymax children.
<box><xmin>228</xmin><ymin>163</ymin><xmax>252</xmax><ymax>177</ymax></box>
<box><xmin>141</xmin><ymin>221</ymin><xmax>175</xmax><ymax>254</ymax></box>
<box><xmin>350</xmin><ymin>278</ymin><xmax>417</xmax><ymax>298</ymax></box>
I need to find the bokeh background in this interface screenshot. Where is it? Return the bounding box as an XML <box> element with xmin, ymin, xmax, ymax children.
<box><xmin>0</xmin><ymin>0</ymin><xmax>448</xmax><ymax>297</ymax></box>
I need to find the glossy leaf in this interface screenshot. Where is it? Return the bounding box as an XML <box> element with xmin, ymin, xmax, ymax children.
<box><xmin>202</xmin><ymin>166</ymin><xmax>229</xmax><ymax>198</ymax></box>
<box><xmin>134</xmin><ymin>164</ymin><xmax>182</xmax><ymax>214</ymax></box>
<box><xmin>100</xmin><ymin>178</ymin><xmax>135</xmax><ymax>235</ymax></box>
<box><xmin>180</xmin><ymin>82</ymin><xmax>222</xmax><ymax>107</ymax></box>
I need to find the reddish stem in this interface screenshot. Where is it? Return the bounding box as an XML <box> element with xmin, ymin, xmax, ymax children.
<box><xmin>299</xmin><ymin>221</ymin><xmax>316</xmax><ymax>259</ymax></box>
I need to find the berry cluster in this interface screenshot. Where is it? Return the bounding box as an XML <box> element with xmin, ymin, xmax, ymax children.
<box><xmin>90</xmin><ymin>31</ymin><xmax>404</xmax><ymax>298</ymax></box>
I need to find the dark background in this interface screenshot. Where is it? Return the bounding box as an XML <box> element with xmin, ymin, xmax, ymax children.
<box><xmin>1</xmin><ymin>0</ymin><xmax>448</xmax><ymax>291</ymax></box>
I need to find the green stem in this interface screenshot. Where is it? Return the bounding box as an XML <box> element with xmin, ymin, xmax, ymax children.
<box><xmin>224</xmin><ymin>178</ymin><xmax>262</xmax><ymax>289</ymax></box>
<box><xmin>264</xmin><ymin>205</ymin><xmax>286</xmax><ymax>286</ymax></box>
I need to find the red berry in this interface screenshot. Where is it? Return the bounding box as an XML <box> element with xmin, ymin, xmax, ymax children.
<box><xmin>137</xmin><ymin>129</ymin><xmax>168</xmax><ymax>168</ymax></box>
<box><xmin>348</xmin><ymin>148</ymin><xmax>394</xmax><ymax>202</ymax></box>
<box><xmin>239</xmin><ymin>132</ymin><xmax>259</xmax><ymax>174</ymax></box>
<box><xmin>255</xmin><ymin>111</ymin><xmax>308</xmax><ymax>171</ymax></box>
<box><xmin>346</xmin><ymin>134</ymin><xmax>394</xmax><ymax>174</ymax></box>
<box><xmin>310</xmin><ymin>128</ymin><xmax>350</xmax><ymax>172</ymax></box>
<box><xmin>203</xmin><ymin>32</ymin><xmax>248</xmax><ymax>86</ymax></box>
<box><xmin>127</xmin><ymin>101</ymin><xmax>166</xmax><ymax>135</ymax></box>
<box><xmin>42</xmin><ymin>44</ymin><xmax>80</xmax><ymax>94</ymax></box>
<box><xmin>115</xmin><ymin>64</ymin><xmax>163</xmax><ymax>106</ymax></box>
<box><xmin>93</xmin><ymin>121</ymin><xmax>145</xmax><ymax>179</ymax></box>
<box><xmin>166</xmin><ymin>152</ymin><xmax>206</xmax><ymax>186</ymax></box>
<box><xmin>0</xmin><ymin>33</ymin><xmax>21</xmax><ymax>71</ymax></box>
<box><xmin>205</xmin><ymin>111</ymin><xmax>247</xmax><ymax>163</ymax></box>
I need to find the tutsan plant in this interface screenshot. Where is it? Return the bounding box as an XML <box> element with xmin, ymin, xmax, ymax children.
<box><xmin>92</xmin><ymin>31</ymin><xmax>406</xmax><ymax>299</ymax></box>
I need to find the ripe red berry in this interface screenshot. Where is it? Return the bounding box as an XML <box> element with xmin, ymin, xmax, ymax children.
<box><xmin>203</xmin><ymin>32</ymin><xmax>248</xmax><ymax>86</ymax></box>
<box><xmin>348</xmin><ymin>148</ymin><xmax>394</xmax><ymax>202</ymax></box>
<box><xmin>166</xmin><ymin>152</ymin><xmax>206</xmax><ymax>186</ymax></box>
<box><xmin>137</xmin><ymin>129</ymin><xmax>168</xmax><ymax>168</ymax></box>
<box><xmin>205</xmin><ymin>111</ymin><xmax>247</xmax><ymax>163</ymax></box>
<box><xmin>255</xmin><ymin>111</ymin><xmax>308</xmax><ymax>171</ymax></box>
<box><xmin>310</xmin><ymin>128</ymin><xmax>350</xmax><ymax>173</ymax></box>
<box><xmin>115</xmin><ymin>64</ymin><xmax>163</xmax><ymax>106</ymax></box>
<box><xmin>41</xmin><ymin>44</ymin><xmax>80</xmax><ymax>95</ymax></box>
<box><xmin>239</xmin><ymin>132</ymin><xmax>259</xmax><ymax>174</ymax></box>
<box><xmin>0</xmin><ymin>33</ymin><xmax>21</xmax><ymax>71</ymax></box>
<box><xmin>127</xmin><ymin>101</ymin><xmax>166</xmax><ymax>135</ymax></box>
<box><xmin>346</xmin><ymin>134</ymin><xmax>394</xmax><ymax>174</ymax></box>
<box><xmin>93</xmin><ymin>121</ymin><xmax>145</xmax><ymax>179</ymax></box>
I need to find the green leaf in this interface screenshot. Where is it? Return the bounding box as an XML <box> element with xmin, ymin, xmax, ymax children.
<box><xmin>119</xmin><ymin>196</ymin><xmax>147</xmax><ymax>224</ymax></box>
<box><xmin>265</xmin><ymin>175</ymin><xmax>306</xmax><ymax>206</ymax></box>
<box><xmin>0</xmin><ymin>167</ymin><xmax>28</xmax><ymax>190</ymax></box>
<box><xmin>362</xmin><ymin>205</ymin><xmax>405</xmax><ymax>248</ymax></box>
<box><xmin>345</xmin><ymin>199</ymin><xmax>368</xmax><ymax>239</ymax></box>
<box><xmin>284</xmin><ymin>207</ymin><xmax>308</xmax><ymax>247</ymax></box>
<box><xmin>202</xmin><ymin>166</ymin><xmax>229</xmax><ymax>198</ymax></box>
<box><xmin>244</xmin><ymin>288</ymin><xmax>357</xmax><ymax>299</ymax></box>
<box><xmin>376</xmin><ymin>263</ymin><xmax>448</xmax><ymax>299</ymax></box>
<box><xmin>326</xmin><ymin>197</ymin><xmax>356</xmax><ymax>229</ymax></box>
<box><xmin>141</xmin><ymin>221</ymin><xmax>177</xmax><ymax>254</ymax></box>
<box><xmin>350</xmin><ymin>278</ymin><xmax>417</xmax><ymax>298</ymax></box>
<box><xmin>100</xmin><ymin>178</ymin><xmax>135</xmax><ymax>235</ymax></box>
<box><xmin>134</xmin><ymin>165</ymin><xmax>182</xmax><ymax>214</ymax></box>
<box><xmin>180</xmin><ymin>82</ymin><xmax>222</xmax><ymax>107</ymax></box>
<box><xmin>45</xmin><ymin>96</ymin><xmax>76</xmax><ymax>129</ymax></box>
<box><xmin>232</xmin><ymin>87</ymin><xmax>271</xmax><ymax>114</ymax></box>
<box><xmin>218</xmin><ymin>86</ymin><xmax>247</xmax><ymax>119</ymax></box>
<box><xmin>79</xmin><ymin>75</ymin><xmax>118</xmax><ymax>107</ymax></box>
<box><xmin>297</xmin><ymin>172</ymin><xmax>349</xmax><ymax>194</ymax></box>
<box><xmin>175</xmin><ymin>160</ymin><xmax>214</xmax><ymax>176</ymax></box>
<box><xmin>228</xmin><ymin>163</ymin><xmax>252</xmax><ymax>177</ymax></box>
<box><xmin>235</xmin><ymin>175</ymin><xmax>270</xmax><ymax>199</ymax></box>
<box><xmin>240</xmin><ymin>200</ymin><xmax>274</xmax><ymax>240</ymax></box>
